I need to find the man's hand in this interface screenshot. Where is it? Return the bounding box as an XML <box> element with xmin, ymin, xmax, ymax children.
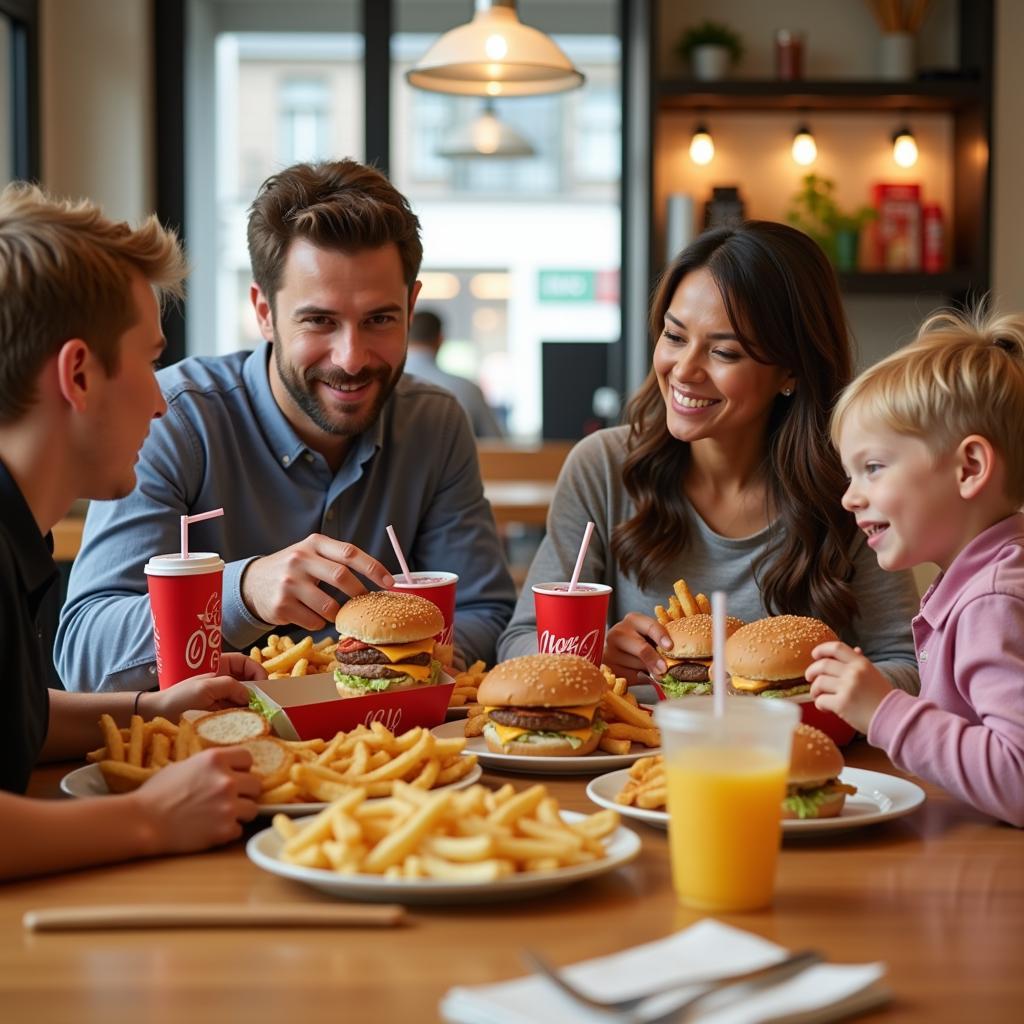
<box><xmin>129</xmin><ymin>747</ymin><xmax>260</xmax><ymax>854</ymax></box>
<box><xmin>241</xmin><ymin>534</ymin><xmax>394</xmax><ymax>629</ymax></box>
<box><xmin>146</xmin><ymin>653</ymin><xmax>266</xmax><ymax>720</ymax></box>
<box><xmin>602</xmin><ymin>612</ymin><xmax>674</xmax><ymax>686</ymax></box>
<box><xmin>806</xmin><ymin>640</ymin><xmax>892</xmax><ymax>734</ymax></box>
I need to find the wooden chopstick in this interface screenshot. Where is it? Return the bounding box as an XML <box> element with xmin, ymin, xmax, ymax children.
<box><xmin>23</xmin><ymin>902</ymin><xmax>406</xmax><ymax>931</ymax></box>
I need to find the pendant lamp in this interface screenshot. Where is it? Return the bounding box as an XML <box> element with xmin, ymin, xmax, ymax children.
<box><xmin>438</xmin><ymin>101</ymin><xmax>536</xmax><ymax>158</ymax></box>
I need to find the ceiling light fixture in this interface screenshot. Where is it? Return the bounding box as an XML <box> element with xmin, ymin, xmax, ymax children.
<box><xmin>689</xmin><ymin>123</ymin><xmax>714</xmax><ymax>166</ymax></box>
<box><xmin>406</xmin><ymin>0</ymin><xmax>585</xmax><ymax>97</ymax></box>
<box><xmin>437</xmin><ymin>101</ymin><xmax>536</xmax><ymax>158</ymax></box>
<box><xmin>892</xmin><ymin>125</ymin><xmax>918</xmax><ymax>168</ymax></box>
<box><xmin>791</xmin><ymin>123</ymin><xmax>817</xmax><ymax>166</ymax></box>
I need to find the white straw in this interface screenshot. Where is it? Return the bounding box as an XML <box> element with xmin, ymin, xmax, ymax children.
<box><xmin>386</xmin><ymin>524</ymin><xmax>413</xmax><ymax>583</ymax></box>
<box><xmin>180</xmin><ymin>508</ymin><xmax>224</xmax><ymax>559</ymax></box>
<box><xmin>567</xmin><ymin>521</ymin><xmax>595</xmax><ymax>592</ymax></box>
<box><xmin>712</xmin><ymin>590</ymin><xmax>728</xmax><ymax>718</ymax></box>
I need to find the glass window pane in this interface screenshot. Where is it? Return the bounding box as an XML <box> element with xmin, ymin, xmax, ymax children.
<box><xmin>0</xmin><ymin>14</ymin><xmax>13</xmax><ymax>184</ymax></box>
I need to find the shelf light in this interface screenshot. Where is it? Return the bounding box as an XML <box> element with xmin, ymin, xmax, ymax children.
<box><xmin>892</xmin><ymin>125</ymin><xmax>918</xmax><ymax>168</ymax></box>
<box><xmin>791</xmin><ymin>123</ymin><xmax>817</xmax><ymax>166</ymax></box>
<box><xmin>689</xmin><ymin>123</ymin><xmax>714</xmax><ymax>166</ymax></box>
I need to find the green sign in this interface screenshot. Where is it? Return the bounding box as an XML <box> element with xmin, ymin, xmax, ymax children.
<box><xmin>538</xmin><ymin>269</ymin><xmax>595</xmax><ymax>303</ymax></box>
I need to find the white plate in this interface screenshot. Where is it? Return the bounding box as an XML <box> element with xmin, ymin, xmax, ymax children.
<box><xmin>430</xmin><ymin>720</ymin><xmax>661</xmax><ymax>776</ymax></box>
<box><xmin>246</xmin><ymin>810</ymin><xmax>641</xmax><ymax>904</ymax></box>
<box><xmin>60</xmin><ymin>762</ymin><xmax>483</xmax><ymax>817</ymax></box>
<box><xmin>586</xmin><ymin>766</ymin><xmax>926</xmax><ymax>834</ymax></box>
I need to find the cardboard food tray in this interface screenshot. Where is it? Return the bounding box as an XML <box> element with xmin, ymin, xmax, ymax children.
<box><xmin>247</xmin><ymin>672</ymin><xmax>455</xmax><ymax>741</ymax></box>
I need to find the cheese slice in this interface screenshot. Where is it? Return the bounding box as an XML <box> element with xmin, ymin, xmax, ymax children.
<box><xmin>729</xmin><ymin>674</ymin><xmax>768</xmax><ymax>692</ymax></box>
<box><xmin>372</xmin><ymin>638</ymin><xmax>436</xmax><ymax>663</ymax></box>
<box><xmin>663</xmin><ymin>656</ymin><xmax>712</xmax><ymax>669</ymax></box>
<box><xmin>483</xmin><ymin>704</ymin><xmax>597</xmax><ymax>721</ymax></box>
<box><xmin>395</xmin><ymin>661</ymin><xmax>432</xmax><ymax>682</ymax></box>
<box><xmin>488</xmin><ymin>722</ymin><xmax>594</xmax><ymax>745</ymax></box>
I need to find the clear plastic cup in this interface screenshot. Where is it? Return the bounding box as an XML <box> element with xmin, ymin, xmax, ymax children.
<box><xmin>532</xmin><ymin>582</ymin><xmax>612</xmax><ymax>667</ymax></box>
<box><xmin>390</xmin><ymin>571</ymin><xmax>458</xmax><ymax>648</ymax></box>
<box><xmin>144</xmin><ymin>552</ymin><xmax>224</xmax><ymax>689</ymax></box>
<box><xmin>655</xmin><ymin>696</ymin><xmax>799</xmax><ymax>911</ymax></box>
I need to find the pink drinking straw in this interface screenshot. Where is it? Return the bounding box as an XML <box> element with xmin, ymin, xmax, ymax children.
<box><xmin>567</xmin><ymin>521</ymin><xmax>595</xmax><ymax>592</ymax></box>
<box><xmin>712</xmin><ymin>590</ymin><xmax>728</xmax><ymax>718</ymax></box>
<box><xmin>180</xmin><ymin>508</ymin><xmax>224</xmax><ymax>559</ymax></box>
<box><xmin>386</xmin><ymin>524</ymin><xmax>413</xmax><ymax>583</ymax></box>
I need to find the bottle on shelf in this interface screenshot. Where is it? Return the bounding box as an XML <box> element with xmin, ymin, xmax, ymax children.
<box><xmin>922</xmin><ymin>202</ymin><xmax>946</xmax><ymax>273</ymax></box>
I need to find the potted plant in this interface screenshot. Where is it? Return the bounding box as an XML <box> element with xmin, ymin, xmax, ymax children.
<box><xmin>675</xmin><ymin>20</ymin><xmax>744</xmax><ymax>81</ymax></box>
<box><xmin>786</xmin><ymin>174</ymin><xmax>876</xmax><ymax>271</ymax></box>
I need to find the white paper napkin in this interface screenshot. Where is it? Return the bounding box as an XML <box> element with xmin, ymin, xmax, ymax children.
<box><xmin>440</xmin><ymin>919</ymin><xmax>887</xmax><ymax>1024</ymax></box>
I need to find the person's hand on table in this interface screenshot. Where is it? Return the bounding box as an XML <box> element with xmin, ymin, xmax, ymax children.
<box><xmin>145</xmin><ymin>653</ymin><xmax>267</xmax><ymax>721</ymax></box>
<box><xmin>241</xmin><ymin>534</ymin><xmax>395</xmax><ymax>630</ymax></box>
<box><xmin>603</xmin><ymin>612</ymin><xmax>674</xmax><ymax>685</ymax></box>
<box><xmin>129</xmin><ymin>746</ymin><xmax>260</xmax><ymax>854</ymax></box>
<box><xmin>806</xmin><ymin>640</ymin><xmax>892</xmax><ymax>734</ymax></box>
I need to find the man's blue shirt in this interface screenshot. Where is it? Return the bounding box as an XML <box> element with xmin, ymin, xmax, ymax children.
<box><xmin>56</xmin><ymin>345</ymin><xmax>516</xmax><ymax>692</ymax></box>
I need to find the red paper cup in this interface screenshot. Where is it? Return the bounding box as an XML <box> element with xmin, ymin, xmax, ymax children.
<box><xmin>390</xmin><ymin>571</ymin><xmax>458</xmax><ymax>647</ymax></box>
<box><xmin>144</xmin><ymin>552</ymin><xmax>224</xmax><ymax>690</ymax></box>
<box><xmin>532</xmin><ymin>582</ymin><xmax>613</xmax><ymax>666</ymax></box>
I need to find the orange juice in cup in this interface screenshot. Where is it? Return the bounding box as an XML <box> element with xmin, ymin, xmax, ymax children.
<box><xmin>655</xmin><ymin>697</ymin><xmax>798</xmax><ymax>912</ymax></box>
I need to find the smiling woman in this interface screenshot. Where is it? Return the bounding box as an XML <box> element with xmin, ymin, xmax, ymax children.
<box><xmin>497</xmin><ymin>222</ymin><xmax>920</xmax><ymax>699</ymax></box>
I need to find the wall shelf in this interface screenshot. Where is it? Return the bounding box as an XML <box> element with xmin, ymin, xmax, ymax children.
<box><xmin>657</xmin><ymin>78</ymin><xmax>984</xmax><ymax>113</ymax></box>
<box><xmin>837</xmin><ymin>270</ymin><xmax>977</xmax><ymax>296</ymax></box>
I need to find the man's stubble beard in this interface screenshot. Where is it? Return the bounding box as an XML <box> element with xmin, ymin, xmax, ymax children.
<box><xmin>272</xmin><ymin>328</ymin><xmax>406</xmax><ymax>438</ymax></box>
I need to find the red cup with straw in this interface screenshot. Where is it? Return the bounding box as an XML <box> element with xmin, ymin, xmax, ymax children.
<box><xmin>384</xmin><ymin>524</ymin><xmax>458</xmax><ymax>650</ymax></box>
<box><xmin>144</xmin><ymin>509</ymin><xmax>225</xmax><ymax>690</ymax></box>
<box><xmin>532</xmin><ymin>522</ymin><xmax>612</xmax><ymax>666</ymax></box>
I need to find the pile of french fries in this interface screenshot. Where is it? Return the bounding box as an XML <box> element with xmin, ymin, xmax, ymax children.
<box><xmin>88</xmin><ymin>715</ymin><xmax>476</xmax><ymax>804</ymax></box>
<box><xmin>463</xmin><ymin>664</ymin><xmax>660</xmax><ymax>753</ymax></box>
<box><xmin>272</xmin><ymin>781</ymin><xmax>620</xmax><ymax>879</ymax></box>
<box><xmin>615</xmin><ymin>754</ymin><xmax>667</xmax><ymax>810</ymax></box>
<box><xmin>248</xmin><ymin>633</ymin><xmax>338</xmax><ymax>678</ymax></box>
<box><xmin>448</xmin><ymin>659</ymin><xmax>488</xmax><ymax>708</ymax></box>
<box><xmin>654</xmin><ymin>578</ymin><xmax>711</xmax><ymax>625</ymax></box>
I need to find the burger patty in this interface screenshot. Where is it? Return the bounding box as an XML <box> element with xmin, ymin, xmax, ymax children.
<box><xmin>666</xmin><ymin>661</ymin><xmax>709</xmax><ymax>683</ymax></box>
<box><xmin>334</xmin><ymin>648</ymin><xmax>432</xmax><ymax>667</ymax></box>
<box><xmin>334</xmin><ymin>662</ymin><xmax>406</xmax><ymax>679</ymax></box>
<box><xmin>488</xmin><ymin>707</ymin><xmax>592</xmax><ymax>732</ymax></box>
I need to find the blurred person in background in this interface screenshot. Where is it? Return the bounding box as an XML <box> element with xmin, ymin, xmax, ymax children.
<box><xmin>406</xmin><ymin>310</ymin><xmax>504</xmax><ymax>439</ymax></box>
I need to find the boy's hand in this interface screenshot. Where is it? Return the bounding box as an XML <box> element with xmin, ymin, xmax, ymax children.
<box><xmin>806</xmin><ymin>640</ymin><xmax>892</xmax><ymax>734</ymax></box>
<box><xmin>145</xmin><ymin>654</ymin><xmax>267</xmax><ymax>721</ymax></box>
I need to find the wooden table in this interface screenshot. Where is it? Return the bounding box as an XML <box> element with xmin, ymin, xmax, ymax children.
<box><xmin>2</xmin><ymin>744</ymin><xmax>1021</xmax><ymax>1023</ymax></box>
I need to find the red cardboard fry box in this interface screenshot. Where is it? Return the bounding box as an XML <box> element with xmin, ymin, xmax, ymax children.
<box><xmin>246</xmin><ymin>673</ymin><xmax>455</xmax><ymax>740</ymax></box>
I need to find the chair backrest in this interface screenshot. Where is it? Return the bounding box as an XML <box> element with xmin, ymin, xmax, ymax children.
<box><xmin>476</xmin><ymin>441</ymin><xmax>575</xmax><ymax>482</ymax></box>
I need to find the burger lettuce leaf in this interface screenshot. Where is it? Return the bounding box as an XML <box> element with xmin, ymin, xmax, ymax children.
<box><xmin>248</xmin><ymin>693</ymin><xmax>280</xmax><ymax>721</ymax></box>
<box><xmin>660</xmin><ymin>677</ymin><xmax>712</xmax><ymax>698</ymax></box>
<box><xmin>782</xmin><ymin>786</ymin><xmax>835</xmax><ymax>819</ymax></box>
<box><xmin>759</xmin><ymin>683</ymin><xmax>811</xmax><ymax>699</ymax></box>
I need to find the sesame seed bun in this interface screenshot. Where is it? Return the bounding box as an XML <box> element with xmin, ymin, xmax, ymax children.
<box><xmin>334</xmin><ymin>590</ymin><xmax>443</xmax><ymax>644</ymax></box>
<box><xmin>789</xmin><ymin>724</ymin><xmax>845</xmax><ymax>786</ymax></box>
<box><xmin>663</xmin><ymin>614</ymin><xmax>745</xmax><ymax>660</ymax></box>
<box><xmin>477</xmin><ymin>654</ymin><xmax>607</xmax><ymax>709</ymax></box>
<box><xmin>725</xmin><ymin>615</ymin><xmax>838</xmax><ymax>694</ymax></box>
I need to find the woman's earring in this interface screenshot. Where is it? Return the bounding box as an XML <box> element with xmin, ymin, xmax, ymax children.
<box><xmin>782</xmin><ymin>386</ymin><xmax>794</xmax><ymax>397</ymax></box>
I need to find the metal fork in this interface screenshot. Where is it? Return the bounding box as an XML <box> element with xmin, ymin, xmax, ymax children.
<box><xmin>522</xmin><ymin>947</ymin><xmax>822</xmax><ymax>1022</ymax></box>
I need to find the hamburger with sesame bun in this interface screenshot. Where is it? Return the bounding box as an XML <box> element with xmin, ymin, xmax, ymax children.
<box><xmin>658</xmin><ymin>613</ymin><xmax>745</xmax><ymax>697</ymax></box>
<box><xmin>476</xmin><ymin>654</ymin><xmax>608</xmax><ymax>757</ymax></box>
<box><xmin>333</xmin><ymin>591</ymin><xmax>444</xmax><ymax>697</ymax></box>
<box><xmin>783</xmin><ymin>724</ymin><xmax>858</xmax><ymax>819</ymax></box>
<box><xmin>724</xmin><ymin>615</ymin><xmax>838</xmax><ymax>698</ymax></box>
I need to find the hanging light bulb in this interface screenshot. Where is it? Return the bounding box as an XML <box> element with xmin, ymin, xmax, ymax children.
<box><xmin>791</xmin><ymin>123</ymin><xmax>817</xmax><ymax>166</ymax></box>
<box><xmin>892</xmin><ymin>125</ymin><xmax>918</xmax><ymax>168</ymax></box>
<box><xmin>689</xmin><ymin>123</ymin><xmax>714</xmax><ymax>166</ymax></box>
<box><xmin>406</xmin><ymin>0</ymin><xmax>585</xmax><ymax>97</ymax></box>
<box><xmin>437</xmin><ymin>100</ymin><xmax>536</xmax><ymax>159</ymax></box>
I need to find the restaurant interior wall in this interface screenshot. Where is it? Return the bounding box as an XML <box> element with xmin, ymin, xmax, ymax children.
<box><xmin>26</xmin><ymin>1</ymin><xmax>1024</xmax><ymax>379</ymax></box>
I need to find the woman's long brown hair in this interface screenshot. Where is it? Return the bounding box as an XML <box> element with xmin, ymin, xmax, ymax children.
<box><xmin>610</xmin><ymin>221</ymin><xmax>860</xmax><ymax>629</ymax></box>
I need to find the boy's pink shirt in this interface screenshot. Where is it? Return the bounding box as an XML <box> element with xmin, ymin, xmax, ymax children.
<box><xmin>868</xmin><ymin>512</ymin><xmax>1024</xmax><ymax>826</ymax></box>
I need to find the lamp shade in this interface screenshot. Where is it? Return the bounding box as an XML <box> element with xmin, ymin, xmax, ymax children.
<box><xmin>406</xmin><ymin>0</ymin><xmax>585</xmax><ymax>97</ymax></box>
<box><xmin>438</xmin><ymin>102</ymin><xmax>536</xmax><ymax>158</ymax></box>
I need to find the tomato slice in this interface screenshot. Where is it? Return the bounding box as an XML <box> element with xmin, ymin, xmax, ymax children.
<box><xmin>336</xmin><ymin>636</ymin><xmax>371</xmax><ymax>653</ymax></box>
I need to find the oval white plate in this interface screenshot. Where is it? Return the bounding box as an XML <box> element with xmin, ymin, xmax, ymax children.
<box><xmin>586</xmin><ymin>766</ymin><xmax>926</xmax><ymax>834</ymax></box>
<box><xmin>246</xmin><ymin>810</ymin><xmax>641</xmax><ymax>904</ymax></box>
<box><xmin>60</xmin><ymin>761</ymin><xmax>483</xmax><ymax>817</ymax></box>
<box><xmin>430</xmin><ymin>720</ymin><xmax>661</xmax><ymax>776</ymax></box>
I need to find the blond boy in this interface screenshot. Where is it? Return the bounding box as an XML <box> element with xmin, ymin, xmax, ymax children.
<box><xmin>806</xmin><ymin>309</ymin><xmax>1024</xmax><ymax>826</ymax></box>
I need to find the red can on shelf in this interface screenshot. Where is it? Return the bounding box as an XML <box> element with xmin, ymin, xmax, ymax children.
<box><xmin>922</xmin><ymin>202</ymin><xmax>945</xmax><ymax>273</ymax></box>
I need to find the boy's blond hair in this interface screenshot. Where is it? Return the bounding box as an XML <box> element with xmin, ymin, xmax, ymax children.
<box><xmin>0</xmin><ymin>183</ymin><xmax>188</xmax><ymax>424</ymax></box>
<box><xmin>832</xmin><ymin>307</ymin><xmax>1024</xmax><ymax>504</ymax></box>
